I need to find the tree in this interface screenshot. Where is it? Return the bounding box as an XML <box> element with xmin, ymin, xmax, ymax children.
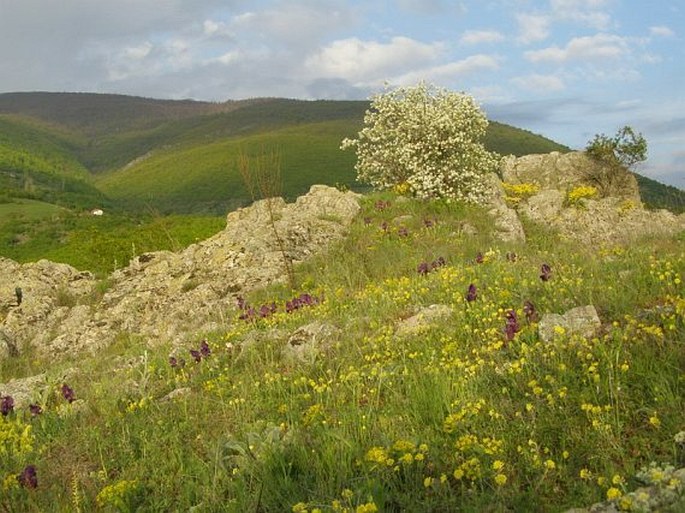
<box><xmin>584</xmin><ymin>126</ymin><xmax>647</xmax><ymax>197</ymax></box>
<box><xmin>341</xmin><ymin>82</ymin><xmax>499</xmax><ymax>204</ymax></box>
<box><xmin>585</xmin><ymin>125</ymin><xmax>647</xmax><ymax>169</ymax></box>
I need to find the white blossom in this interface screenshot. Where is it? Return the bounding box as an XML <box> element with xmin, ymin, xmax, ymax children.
<box><xmin>341</xmin><ymin>82</ymin><xmax>499</xmax><ymax>204</ymax></box>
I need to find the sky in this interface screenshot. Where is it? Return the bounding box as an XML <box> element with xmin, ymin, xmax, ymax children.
<box><xmin>0</xmin><ymin>0</ymin><xmax>683</xmax><ymax>187</ymax></box>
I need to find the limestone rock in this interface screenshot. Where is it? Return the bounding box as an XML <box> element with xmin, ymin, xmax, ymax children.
<box><xmin>284</xmin><ymin>321</ymin><xmax>340</xmax><ymax>363</ymax></box>
<box><xmin>501</xmin><ymin>151</ymin><xmax>640</xmax><ymax>202</ymax></box>
<box><xmin>539</xmin><ymin>305</ymin><xmax>601</xmax><ymax>343</ymax></box>
<box><xmin>396</xmin><ymin>304</ymin><xmax>453</xmax><ymax>337</ymax></box>
<box><xmin>483</xmin><ymin>173</ymin><xmax>526</xmax><ymax>243</ymax></box>
<box><xmin>0</xmin><ymin>185</ymin><xmax>361</xmax><ymax>364</ymax></box>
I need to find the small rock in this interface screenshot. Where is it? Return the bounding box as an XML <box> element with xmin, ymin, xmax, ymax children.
<box><xmin>539</xmin><ymin>305</ymin><xmax>601</xmax><ymax>343</ymax></box>
<box><xmin>396</xmin><ymin>304</ymin><xmax>453</xmax><ymax>337</ymax></box>
<box><xmin>161</xmin><ymin>387</ymin><xmax>191</xmax><ymax>402</ymax></box>
<box><xmin>284</xmin><ymin>322</ymin><xmax>340</xmax><ymax>363</ymax></box>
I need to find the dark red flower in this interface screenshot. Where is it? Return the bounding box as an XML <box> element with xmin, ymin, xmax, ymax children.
<box><xmin>190</xmin><ymin>349</ymin><xmax>202</xmax><ymax>363</ymax></box>
<box><xmin>504</xmin><ymin>310</ymin><xmax>520</xmax><ymax>341</ymax></box>
<box><xmin>417</xmin><ymin>262</ymin><xmax>430</xmax><ymax>275</ymax></box>
<box><xmin>18</xmin><ymin>465</ymin><xmax>37</xmax><ymax>489</ymax></box>
<box><xmin>466</xmin><ymin>284</ymin><xmax>477</xmax><ymax>302</ymax></box>
<box><xmin>61</xmin><ymin>384</ymin><xmax>75</xmax><ymax>403</ymax></box>
<box><xmin>540</xmin><ymin>263</ymin><xmax>552</xmax><ymax>281</ymax></box>
<box><xmin>200</xmin><ymin>340</ymin><xmax>211</xmax><ymax>358</ymax></box>
<box><xmin>1</xmin><ymin>395</ymin><xmax>14</xmax><ymax>416</ymax></box>
<box><xmin>475</xmin><ymin>252</ymin><xmax>484</xmax><ymax>264</ymax></box>
<box><xmin>29</xmin><ymin>404</ymin><xmax>42</xmax><ymax>416</ymax></box>
<box><xmin>523</xmin><ymin>300</ymin><xmax>539</xmax><ymax>323</ymax></box>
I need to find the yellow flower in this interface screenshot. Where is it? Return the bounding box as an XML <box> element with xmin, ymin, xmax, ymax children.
<box><xmin>649</xmin><ymin>415</ymin><xmax>661</xmax><ymax>428</ymax></box>
<box><xmin>580</xmin><ymin>468</ymin><xmax>592</xmax><ymax>480</ymax></box>
<box><xmin>544</xmin><ymin>459</ymin><xmax>556</xmax><ymax>470</ymax></box>
<box><xmin>606</xmin><ymin>487</ymin><xmax>622</xmax><ymax>501</ymax></box>
<box><xmin>612</xmin><ymin>474</ymin><xmax>624</xmax><ymax>485</ymax></box>
<box><xmin>423</xmin><ymin>477</ymin><xmax>433</xmax><ymax>488</ymax></box>
<box><xmin>453</xmin><ymin>468</ymin><xmax>464</xmax><ymax>480</ymax></box>
<box><xmin>494</xmin><ymin>473</ymin><xmax>507</xmax><ymax>486</ymax></box>
<box><xmin>356</xmin><ymin>502</ymin><xmax>378</xmax><ymax>513</ymax></box>
<box><xmin>492</xmin><ymin>460</ymin><xmax>505</xmax><ymax>471</ymax></box>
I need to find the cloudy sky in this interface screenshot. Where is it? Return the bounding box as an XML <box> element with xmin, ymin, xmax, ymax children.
<box><xmin>1</xmin><ymin>0</ymin><xmax>683</xmax><ymax>187</ymax></box>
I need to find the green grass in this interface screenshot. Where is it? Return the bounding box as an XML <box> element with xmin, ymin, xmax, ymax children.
<box><xmin>0</xmin><ymin>199</ymin><xmax>64</xmax><ymax>221</ymax></box>
<box><xmin>1</xmin><ymin>191</ymin><xmax>683</xmax><ymax>512</ymax></box>
<box><xmin>0</xmin><ymin>211</ymin><xmax>225</xmax><ymax>276</ymax></box>
<box><xmin>96</xmin><ymin>120</ymin><xmax>362</xmax><ymax>214</ymax></box>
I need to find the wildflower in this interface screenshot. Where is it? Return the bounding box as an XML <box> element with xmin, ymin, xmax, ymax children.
<box><xmin>363</xmin><ymin>217</ymin><xmax>372</xmax><ymax>225</ymax></box>
<box><xmin>523</xmin><ymin>300</ymin><xmax>538</xmax><ymax>323</ymax></box>
<box><xmin>475</xmin><ymin>252</ymin><xmax>484</xmax><ymax>264</ymax></box>
<box><xmin>169</xmin><ymin>356</ymin><xmax>178</xmax><ymax>367</ymax></box>
<box><xmin>417</xmin><ymin>262</ymin><xmax>430</xmax><ymax>275</ymax></box>
<box><xmin>1</xmin><ymin>395</ymin><xmax>14</xmax><ymax>416</ymax></box>
<box><xmin>432</xmin><ymin>257</ymin><xmax>446</xmax><ymax>269</ymax></box>
<box><xmin>29</xmin><ymin>404</ymin><xmax>42</xmax><ymax>416</ymax></box>
<box><xmin>200</xmin><ymin>340</ymin><xmax>211</xmax><ymax>358</ymax></box>
<box><xmin>380</xmin><ymin>221</ymin><xmax>389</xmax><ymax>232</ymax></box>
<box><xmin>61</xmin><ymin>384</ymin><xmax>76</xmax><ymax>403</ymax></box>
<box><xmin>540</xmin><ymin>263</ymin><xmax>552</xmax><ymax>281</ymax></box>
<box><xmin>580</xmin><ymin>468</ymin><xmax>592</xmax><ymax>480</ymax></box>
<box><xmin>374</xmin><ymin>200</ymin><xmax>390</xmax><ymax>211</ymax></box>
<box><xmin>506</xmin><ymin>252</ymin><xmax>518</xmax><ymax>262</ymax></box>
<box><xmin>504</xmin><ymin>310</ymin><xmax>520</xmax><ymax>341</ymax></box>
<box><xmin>465</xmin><ymin>284</ymin><xmax>477</xmax><ymax>302</ymax></box>
<box><xmin>494</xmin><ymin>473</ymin><xmax>507</xmax><ymax>486</ymax></box>
<box><xmin>423</xmin><ymin>218</ymin><xmax>434</xmax><ymax>228</ymax></box>
<box><xmin>648</xmin><ymin>415</ymin><xmax>661</xmax><ymax>428</ymax></box>
<box><xmin>190</xmin><ymin>349</ymin><xmax>202</xmax><ymax>363</ymax></box>
<box><xmin>544</xmin><ymin>459</ymin><xmax>556</xmax><ymax>470</ymax></box>
<box><xmin>492</xmin><ymin>460</ymin><xmax>505</xmax><ymax>471</ymax></box>
<box><xmin>398</xmin><ymin>226</ymin><xmax>409</xmax><ymax>237</ymax></box>
<box><xmin>18</xmin><ymin>465</ymin><xmax>37</xmax><ymax>489</ymax></box>
<box><xmin>356</xmin><ymin>503</ymin><xmax>378</xmax><ymax>513</ymax></box>
<box><xmin>606</xmin><ymin>487</ymin><xmax>622</xmax><ymax>501</ymax></box>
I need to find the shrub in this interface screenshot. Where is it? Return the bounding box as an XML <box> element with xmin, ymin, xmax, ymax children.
<box><xmin>341</xmin><ymin>83</ymin><xmax>499</xmax><ymax>204</ymax></box>
<box><xmin>584</xmin><ymin>126</ymin><xmax>647</xmax><ymax>197</ymax></box>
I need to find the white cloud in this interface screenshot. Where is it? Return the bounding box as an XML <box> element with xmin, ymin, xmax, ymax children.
<box><xmin>460</xmin><ymin>30</ymin><xmax>505</xmax><ymax>45</ymax></box>
<box><xmin>512</xmin><ymin>73</ymin><xmax>565</xmax><ymax>92</ymax></box>
<box><xmin>393</xmin><ymin>54</ymin><xmax>500</xmax><ymax>85</ymax></box>
<box><xmin>124</xmin><ymin>42</ymin><xmax>153</xmax><ymax>60</ymax></box>
<box><xmin>525</xmin><ymin>34</ymin><xmax>630</xmax><ymax>63</ymax></box>
<box><xmin>305</xmin><ymin>36</ymin><xmax>443</xmax><ymax>83</ymax></box>
<box><xmin>550</xmin><ymin>0</ymin><xmax>612</xmax><ymax>29</ymax></box>
<box><xmin>516</xmin><ymin>14</ymin><xmax>550</xmax><ymax>44</ymax></box>
<box><xmin>650</xmin><ymin>26</ymin><xmax>675</xmax><ymax>38</ymax></box>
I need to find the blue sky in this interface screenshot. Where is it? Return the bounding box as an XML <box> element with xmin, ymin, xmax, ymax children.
<box><xmin>0</xmin><ymin>0</ymin><xmax>683</xmax><ymax>187</ymax></box>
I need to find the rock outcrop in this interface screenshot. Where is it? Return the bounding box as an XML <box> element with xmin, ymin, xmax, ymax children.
<box><xmin>499</xmin><ymin>151</ymin><xmax>685</xmax><ymax>245</ymax></box>
<box><xmin>0</xmin><ymin>185</ymin><xmax>360</xmax><ymax>361</ymax></box>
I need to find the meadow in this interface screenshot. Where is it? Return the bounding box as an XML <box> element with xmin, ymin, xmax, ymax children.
<box><xmin>1</xmin><ymin>191</ymin><xmax>683</xmax><ymax>512</ymax></box>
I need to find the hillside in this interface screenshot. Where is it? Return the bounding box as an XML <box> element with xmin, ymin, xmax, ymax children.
<box><xmin>1</xmin><ymin>184</ymin><xmax>683</xmax><ymax>512</ymax></box>
<box><xmin>0</xmin><ymin>91</ymin><xmax>681</xmax><ymax>233</ymax></box>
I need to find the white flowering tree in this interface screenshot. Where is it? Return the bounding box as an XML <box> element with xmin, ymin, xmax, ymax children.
<box><xmin>341</xmin><ymin>82</ymin><xmax>499</xmax><ymax>204</ymax></box>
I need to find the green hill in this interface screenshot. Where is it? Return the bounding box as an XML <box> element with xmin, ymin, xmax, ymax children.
<box><xmin>0</xmin><ymin>92</ymin><xmax>681</xmax><ymax>218</ymax></box>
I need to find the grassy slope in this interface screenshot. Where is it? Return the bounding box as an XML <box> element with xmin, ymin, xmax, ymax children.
<box><xmin>96</xmin><ymin>119</ymin><xmax>363</xmax><ymax>214</ymax></box>
<box><xmin>0</xmin><ymin>115</ymin><xmax>110</xmax><ymax>210</ymax></box>
<box><xmin>0</xmin><ymin>210</ymin><xmax>225</xmax><ymax>276</ymax></box>
<box><xmin>1</xmin><ymin>191</ymin><xmax>683</xmax><ymax>512</ymax></box>
<box><xmin>635</xmin><ymin>173</ymin><xmax>685</xmax><ymax>213</ymax></box>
